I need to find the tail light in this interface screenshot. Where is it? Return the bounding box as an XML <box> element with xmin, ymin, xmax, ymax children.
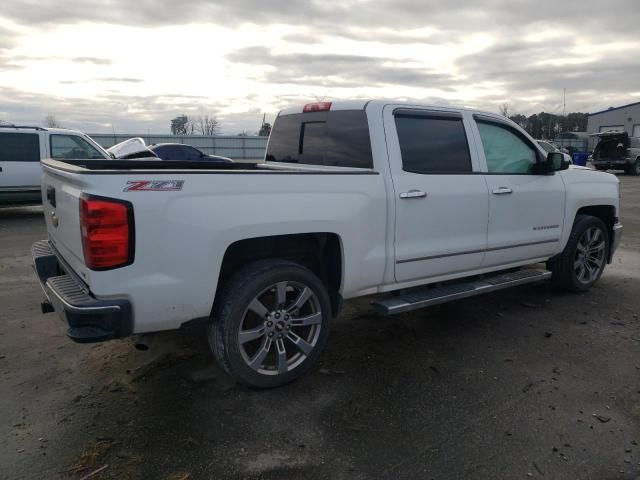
<box><xmin>303</xmin><ymin>102</ymin><xmax>332</xmax><ymax>113</ymax></box>
<box><xmin>80</xmin><ymin>195</ymin><xmax>134</xmax><ymax>270</ymax></box>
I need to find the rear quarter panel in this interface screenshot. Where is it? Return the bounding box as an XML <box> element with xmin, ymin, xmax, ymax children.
<box><xmin>73</xmin><ymin>170</ymin><xmax>387</xmax><ymax>333</ymax></box>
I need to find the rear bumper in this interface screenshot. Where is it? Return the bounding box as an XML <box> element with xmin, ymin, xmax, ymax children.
<box><xmin>609</xmin><ymin>223</ymin><xmax>623</xmax><ymax>263</ymax></box>
<box><xmin>31</xmin><ymin>240</ymin><xmax>133</xmax><ymax>343</ymax></box>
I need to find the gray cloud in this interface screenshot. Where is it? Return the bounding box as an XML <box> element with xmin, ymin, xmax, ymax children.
<box><xmin>10</xmin><ymin>55</ymin><xmax>112</xmax><ymax>64</ymax></box>
<box><xmin>282</xmin><ymin>27</ymin><xmax>454</xmax><ymax>46</ymax></box>
<box><xmin>0</xmin><ymin>87</ymin><xmax>268</xmax><ymax>134</ymax></box>
<box><xmin>60</xmin><ymin>77</ymin><xmax>144</xmax><ymax>84</ymax></box>
<box><xmin>0</xmin><ymin>54</ymin><xmax>113</xmax><ymax>71</ymax></box>
<box><xmin>3</xmin><ymin>0</ymin><xmax>639</xmax><ymax>37</ymax></box>
<box><xmin>71</xmin><ymin>56</ymin><xmax>113</xmax><ymax>65</ymax></box>
<box><xmin>1</xmin><ymin>0</ymin><xmax>639</xmax><ymax>126</ymax></box>
<box><xmin>456</xmin><ymin>39</ymin><xmax>640</xmax><ymax>114</ymax></box>
<box><xmin>227</xmin><ymin>47</ymin><xmax>455</xmax><ymax>88</ymax></box>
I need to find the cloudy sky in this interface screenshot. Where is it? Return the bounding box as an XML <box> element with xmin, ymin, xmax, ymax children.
<box><xmin>0</xmin><ymin>0</ymin><xmax>638</xmax><ymax>134</ymax></box>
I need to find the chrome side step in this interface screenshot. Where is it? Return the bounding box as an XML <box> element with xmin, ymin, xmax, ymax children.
<box><xmin>373</xmin><ymin>269</ymin><xmax>551</xmax><ymax>315</ymax></box>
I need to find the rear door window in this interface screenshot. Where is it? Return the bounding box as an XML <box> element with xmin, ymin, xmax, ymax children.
<box><xmin>0</xmin><ymin>132</ymin><xmax>40</xmax><ymax>162</ymax></box>
<box><xmin>394</xmin><ymin>113</ymin><xmax>472</xmax><ymax>174</ymax></box>
<box><xmin>50</xmin><ymin>134</ymin><xmax>105</xmax><ymax>159</ymax></box>
<box><xmin>266</xmin><ymin>110</ymin><xmax>373</xmax><ymax>168</ymax></box>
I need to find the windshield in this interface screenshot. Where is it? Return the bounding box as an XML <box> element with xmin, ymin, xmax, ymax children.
<box><xmin>50</xmin><ymin>134</ymin><xmax>107</xmax><ymax>159</ymax></box>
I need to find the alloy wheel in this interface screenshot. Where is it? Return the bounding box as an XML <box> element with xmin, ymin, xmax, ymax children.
<box><xmin>237</xmin><ymin>281</ymin><xmax>322</xmax><ymax>375</ymax></box>
<box><xmin>574</xmin><ymin>227</ymin><xmax>606</xmax><ymax>284</ymax></box>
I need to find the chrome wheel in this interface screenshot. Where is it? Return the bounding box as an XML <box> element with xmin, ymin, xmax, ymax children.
<box><xmin>574</xmin><ymin>227</ymin><xmax>606</xmax><ymax>284</ymax></box>
<box><xmin>238</xmin><ymin>281</ymin><xmax>322</xmax><ymax>376</ymax></box>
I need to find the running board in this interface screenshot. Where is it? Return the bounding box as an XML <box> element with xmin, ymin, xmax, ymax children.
<box><xmin>373</xmin><ymin>269</ymin><xmax>552</xmax><ymax>315</ymax></box>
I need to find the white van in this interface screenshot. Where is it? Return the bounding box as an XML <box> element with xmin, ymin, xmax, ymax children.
<box><xmin>0</xmin><ymin>126</ymin><xmax>111</xmax><ymax>205</ymax></box>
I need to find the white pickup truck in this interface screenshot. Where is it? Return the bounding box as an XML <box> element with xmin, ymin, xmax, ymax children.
<box><xmin>0</xmin><ymin>126</ymin><xmax>111</xmax><ymax>205</ymax></box>
<box><xmin>32</xmin><ymin>100</ymin><xmax>622</xmax><ymax>388</ymax></box>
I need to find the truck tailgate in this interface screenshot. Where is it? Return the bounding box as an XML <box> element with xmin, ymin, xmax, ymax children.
<box><xmin>41</xmin><ymin>167</ymin><xmax>87</xmax><ymax>280</ymax></box>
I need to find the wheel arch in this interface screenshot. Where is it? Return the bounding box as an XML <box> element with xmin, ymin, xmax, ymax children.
<box><xmin>574</xmin><ymin>205</ymin><xmax>617</xmax><ymax>261</ymax></box>
<box><xmin>214</xmin><ymin>233</ymin><xmax>344</xmax><ymax>317</ymax></box>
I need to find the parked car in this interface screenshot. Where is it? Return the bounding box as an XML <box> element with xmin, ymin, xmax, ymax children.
<box><xmin>591</xmin><ymin>131</ymin><xmax>640</xmax><ymax>175</ymax></box>
<box><xmin>149</xmin><ymin>143</ymin><xmax>233</xmax><ymax>163</ymax></box>
<box><xmin>0</xmin><ymin>125</ymin><xmax>110</xmax><ymax>205</ymax></box>
<box><xmin>105</xmin><ymin>138</ymin><xmax>233</xmax><ymax>163</ymax></box>
<box><xmin>32</xmin><ymin>100</ymin><xmax>622</xmax><ymax>388</ymax></box>
<box><xmin>536</xmin><ymin>140</ymin><xmax>572</xmax><ymax>164</ymax></box>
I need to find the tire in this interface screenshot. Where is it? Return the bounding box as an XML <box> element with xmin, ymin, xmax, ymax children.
<box><xmin>548</xmin><ymin>215</ymin><xmax>609</xmax><ymax>292</ymax></box>
<box><xmin>628</xmin><ymin>159</ymin><xmax>640</xmax><ymax>176</ymax></box>
<box><xmin>209</xmin><ymin>259</ymin><xmax>332</xmax><ymax>388</ymax></box>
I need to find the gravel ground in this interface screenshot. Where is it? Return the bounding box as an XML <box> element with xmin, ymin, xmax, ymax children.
<box><xmin>1</xmin><ymin>176</ymin><xmax>639</xmax><ymax>480</ymax></box>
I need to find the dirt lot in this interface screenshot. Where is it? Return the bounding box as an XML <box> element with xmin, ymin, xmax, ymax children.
<box><xmin>1</xmin><ymin>176</ymin><xmax>640</xmax><ymax>480</ymax></box>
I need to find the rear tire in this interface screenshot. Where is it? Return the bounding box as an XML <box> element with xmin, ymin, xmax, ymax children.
<box><xmin>209</xmin><ymin>259</ymin><xmax>332</xmax><ymax>388</ymax></box>
<box><xmin>548</xmin><ymin>215</ymin><xmax>609</xmax><ymax>292</ymax></box>
<box><xmin>628</xmin><ymin>159</ymin><xmax>640</xmax><ymax>176</ymax></box>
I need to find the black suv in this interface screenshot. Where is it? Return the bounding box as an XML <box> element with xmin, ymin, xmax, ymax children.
<box><xmin>591</xmin><ymin>132</ymin><xmax>640</xmax><ymax>175</ymax></box>
<box><xmin>149</xmin><ymin>143</ymin><xmax>232</xmax><ymax>163</ymax></box>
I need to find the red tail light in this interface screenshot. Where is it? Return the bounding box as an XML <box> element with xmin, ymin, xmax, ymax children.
<box><xmin>80</xmin><ymin>195</ymin><xmax>134</xmax><ymax>270</ymax></box>
<box><xmin>303</xmin><ymin>102</ymin><xmax>332</xmax><ymax>113</ymax></box>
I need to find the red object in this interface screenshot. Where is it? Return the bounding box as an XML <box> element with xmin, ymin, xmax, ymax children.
<box><xmin>303</xmin><ymin>102</ymin><xmax>332</xmax><ymax>113</ymax></box>
<box><xmin>80</xmin><ymin>195</ymin><xmax>134</xmax><ymax>270</ymax></box>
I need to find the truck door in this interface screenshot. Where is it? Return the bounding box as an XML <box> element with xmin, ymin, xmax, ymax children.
<box><xmin>0</xmin><ymin>131</ymin><xmax>42</xmax><ymax>190</ymax></box>
<box><xmin>470</xmin><ymin>114</ymin><xmax>565</xmax><ymax>267</ymax></box>
<box><xmin>383</xmin><ymin>106</ymin><xmax>490</xmax><ymax>283</ymax></box>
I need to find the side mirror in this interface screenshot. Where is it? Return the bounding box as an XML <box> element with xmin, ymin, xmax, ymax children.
<box><xmin>542</xmin><ymin>152</ymin><xmax>570</xmax><ymax>173</ymax></box>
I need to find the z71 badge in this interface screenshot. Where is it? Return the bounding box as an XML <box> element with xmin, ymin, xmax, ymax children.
<box><xmin>124</xmin><ymin>180</ymin><xmax>184</xmax><ymax>192</ymax></box>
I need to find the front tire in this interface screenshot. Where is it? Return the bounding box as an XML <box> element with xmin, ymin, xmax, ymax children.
<box><xmin>209</xmin><ymin>259</ymin><xmax>332</xmax><ymax>388</ymax></box>
<box><xmin>548</xmin><ymin>215</ymin><xmax>609</xmax><ymax>292</ymax></box>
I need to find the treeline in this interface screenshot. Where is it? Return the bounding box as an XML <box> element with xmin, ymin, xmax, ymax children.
<box><xmin>508</xmin><ymin>112</ymin><xmax>588</xmax><ymax>139</ymax></box>
<box><xmin>170</xmin><ymin>115</ymin><xmax>219</xmax><ymax>136</ymax></box>
<box><xmin>170</xmin><ymin>114</ymin><xmax>272</xmax><ymax>137</ymax></box>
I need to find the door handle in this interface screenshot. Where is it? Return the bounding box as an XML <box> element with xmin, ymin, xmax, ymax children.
<box><xmin>492</xmin><ymin>186</ymin><xmax>513</xmax><ymax>195</ymax></box>
<box><xmin>399</xmin><ymin>190</ymin><xmax>427</xmax><ymax>199</ymax></box>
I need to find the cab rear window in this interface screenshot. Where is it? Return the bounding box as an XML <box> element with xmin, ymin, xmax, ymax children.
<box><xmin>266</xmin><ymin>110</ymin><xmax>373</xmax><ymax>169</ymax></box>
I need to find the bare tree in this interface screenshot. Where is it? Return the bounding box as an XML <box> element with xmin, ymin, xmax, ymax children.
<box><xmin>170</xmin><ymin>115</ymin><xmax>189</xmax><ymax>135</ymax></box>
<box><xmin>193</xmin><ymin>115</ymin><xmax>219</xmax><ymax>136</ymax></box>
<box><xmin>498</xmin><ymin>103</ymin><xmax>511</xmax><ymax>117</ymax></box>
<box><xmin>44</xmin><ymin>114</ymin><xmax>62</xmax><ymax>128</ymax></box>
